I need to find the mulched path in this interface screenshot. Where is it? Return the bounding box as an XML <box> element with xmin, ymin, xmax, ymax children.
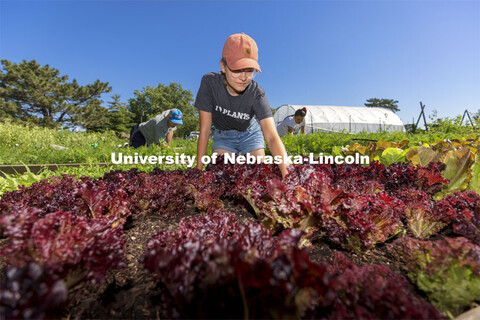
<box><xmin>0</xmin><ymin>197</ymin><xmax>458</xmax><ymax>319</ymax></box>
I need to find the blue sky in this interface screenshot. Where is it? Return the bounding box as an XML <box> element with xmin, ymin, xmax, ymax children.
<box><xmin>1</xmin><ymin>0</ymin><xmax>479</xmax><ymax>126</ymax></box>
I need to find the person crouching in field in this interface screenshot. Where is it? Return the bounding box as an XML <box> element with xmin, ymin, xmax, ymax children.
<box><xmin>276</xmin><ymin>107</ymin><xmax>307</xmax><ymax>137</ymax></box>
<box><xmin>194</xmin><ymin>33</ymin><xmax>289</xmax><ymax>177</ymax></box>
<box><xmin>129</xmin><ymin>109</ymin><xmax>183</xmax><ymax>148</ymax></box>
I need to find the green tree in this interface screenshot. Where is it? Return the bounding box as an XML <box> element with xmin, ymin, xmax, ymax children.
<box><xmin>0</xmin><ymin>59</ymin><xmax>111</xmax><ymax>128</ymax></box>
<box><xmin>77</xmin><ymin>103</ymin><xmax>110</xmax><ymax>132</ymax></box>
<box><xmin>364</xmin><ymin>98</ymin><xmax>400</xmax><ymax>113</ymax></box>
<box><xmin>0</xmin><ymin>100</ymin><xmax>36</xmax><ymax>124</ymax></box>
<box><xmin>74</xmin><ymin>94</ymin><xmax>136</xmax><ymax>133</ymax></box>
<box><xmin>106</xmin><ymin>94</ymin><xmax>135</xmax><ymax>133</ymax></box>
<box><xmin>128</xmin><ymin>82</ymin><xmax>198</xmax><ymax>138</ymax></box>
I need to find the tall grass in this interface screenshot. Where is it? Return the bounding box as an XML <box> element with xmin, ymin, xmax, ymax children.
<box><xmin>0</xmin><ymin>121</ymin><xmax>200</xmax><ymax>165</ymax></box>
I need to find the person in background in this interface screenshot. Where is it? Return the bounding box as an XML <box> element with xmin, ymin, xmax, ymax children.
<box><xmin>276</xmin><ymin>107</ymin><xmax>307</xmax><ymax>137</ymax></box>
<box><xmin>194</xmin><ymin>33</ymin><xmax>289</xmax><ymax>177</ymax></box>
<box><xmin>129</xmin><ymin>109</ymin><xmax>183</xmax><ymax>148</ymax></box>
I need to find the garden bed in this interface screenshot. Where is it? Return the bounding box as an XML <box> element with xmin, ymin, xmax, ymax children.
<box><xmin>1</xmin><ymin>161</ymin><xmax>479</xmax><ymax>319</ymax></box>
<box><xmin>0</xmin><ymin>197</ymin><xmax>439</xmax><ymax>319</ymax></box>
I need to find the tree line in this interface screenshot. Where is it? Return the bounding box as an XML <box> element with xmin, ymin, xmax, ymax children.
<box><xmin>0</xmin><ymin>59</ymin><xmax>198</xmax><ymax>138</ymax></box>
<box><xmin>1</xmin><ymin>59</ymin><xmax>403</xmax><ymax>138</ymax></box>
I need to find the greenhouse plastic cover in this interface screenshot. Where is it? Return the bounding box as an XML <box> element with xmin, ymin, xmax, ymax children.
<box><xmin>273</xmin><ymin>105</ymin><xmax>406</xmax><ymax>134</ymax></box>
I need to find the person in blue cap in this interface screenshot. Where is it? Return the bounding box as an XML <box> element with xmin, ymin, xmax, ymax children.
<box><xmin>129</xmin><ymin>109</ymin><xmax>183</xmax><ymax>148</ymax></box>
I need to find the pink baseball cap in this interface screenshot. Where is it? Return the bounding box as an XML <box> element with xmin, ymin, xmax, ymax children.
<box><xmin>222</xmin><ymin>33</ymin><xmax>261</xmax><ymax>72</ymax></box>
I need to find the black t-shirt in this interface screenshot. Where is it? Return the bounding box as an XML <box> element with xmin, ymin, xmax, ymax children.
<box><xmin>194</xmin><ymin>72</ymin><xmax>272</xmax><ymax>131</ymax></box>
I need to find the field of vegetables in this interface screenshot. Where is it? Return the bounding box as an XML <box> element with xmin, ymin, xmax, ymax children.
<box><xmin>0</xmin><ymin>121</ymin><xmax>479</xmax><ymax>319</ymax></box>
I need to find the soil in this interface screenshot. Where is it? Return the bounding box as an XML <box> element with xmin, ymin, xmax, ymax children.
<box><xmin>0</xmin><ymin>197</ymin><xmax>458</xmax><ymax>319</ymax></box>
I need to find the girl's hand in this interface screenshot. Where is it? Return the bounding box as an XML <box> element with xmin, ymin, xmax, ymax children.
<box><xmin>259</xmin><ymin>117</ymin><xmax>289</xmax><ymax>178</ymax></box>
<box><xmin>197</xmin><ymin>111</ymin><xmax>213</xmax><ymax>170</ymax></box>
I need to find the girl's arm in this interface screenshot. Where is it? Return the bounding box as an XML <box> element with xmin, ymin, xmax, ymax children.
<box><xmin>288</xmin><ymin>126</ymin><xmax>294</xmax><ymax>135</ymax></box>
<box><xmin>301</xmin><ymin>125</ymin><xmax>305</xmax><ymax>134</ymax></box>
<box><xmin>259</xmin><ymin>117</ymin><xmax>289</xmax><ymax>177</ymax></box>
<box><xmin>196</xmin><ymin>110</ymin><xmax>212</xmax><ymax>170</ymax></box>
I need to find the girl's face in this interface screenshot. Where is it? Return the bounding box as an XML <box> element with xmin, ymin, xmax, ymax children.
<box><xmin>220</xmin><ymin>61</ymin><xmax>255</xmax><ymax>96</ymax></box>
<box><xmin>294</xmin><ymin>115</ymin><xmax>305</xmax><ymax>124</ymax></box>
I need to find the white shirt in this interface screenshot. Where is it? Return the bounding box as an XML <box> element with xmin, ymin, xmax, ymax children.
<box><xmin>276</xmin><ymin>116</ymin><xmax>305</xmax><ymax>137</ymax></box>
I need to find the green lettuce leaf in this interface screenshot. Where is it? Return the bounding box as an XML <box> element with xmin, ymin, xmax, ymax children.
<box><xmin>380</xmin><ymin>147</ymin><xmax>407</xmax><ymax>166</ymax></box>
<box><xmin>467</xmin><ymin>152</ymin><xmax>480</xmax><ymax>193</ymax></box>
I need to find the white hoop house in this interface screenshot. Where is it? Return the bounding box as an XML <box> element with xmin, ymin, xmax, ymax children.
<box><xmin>273</xmin><ymin>105</ymin><xmax>406</xmax><ymax>134</ymax></box>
